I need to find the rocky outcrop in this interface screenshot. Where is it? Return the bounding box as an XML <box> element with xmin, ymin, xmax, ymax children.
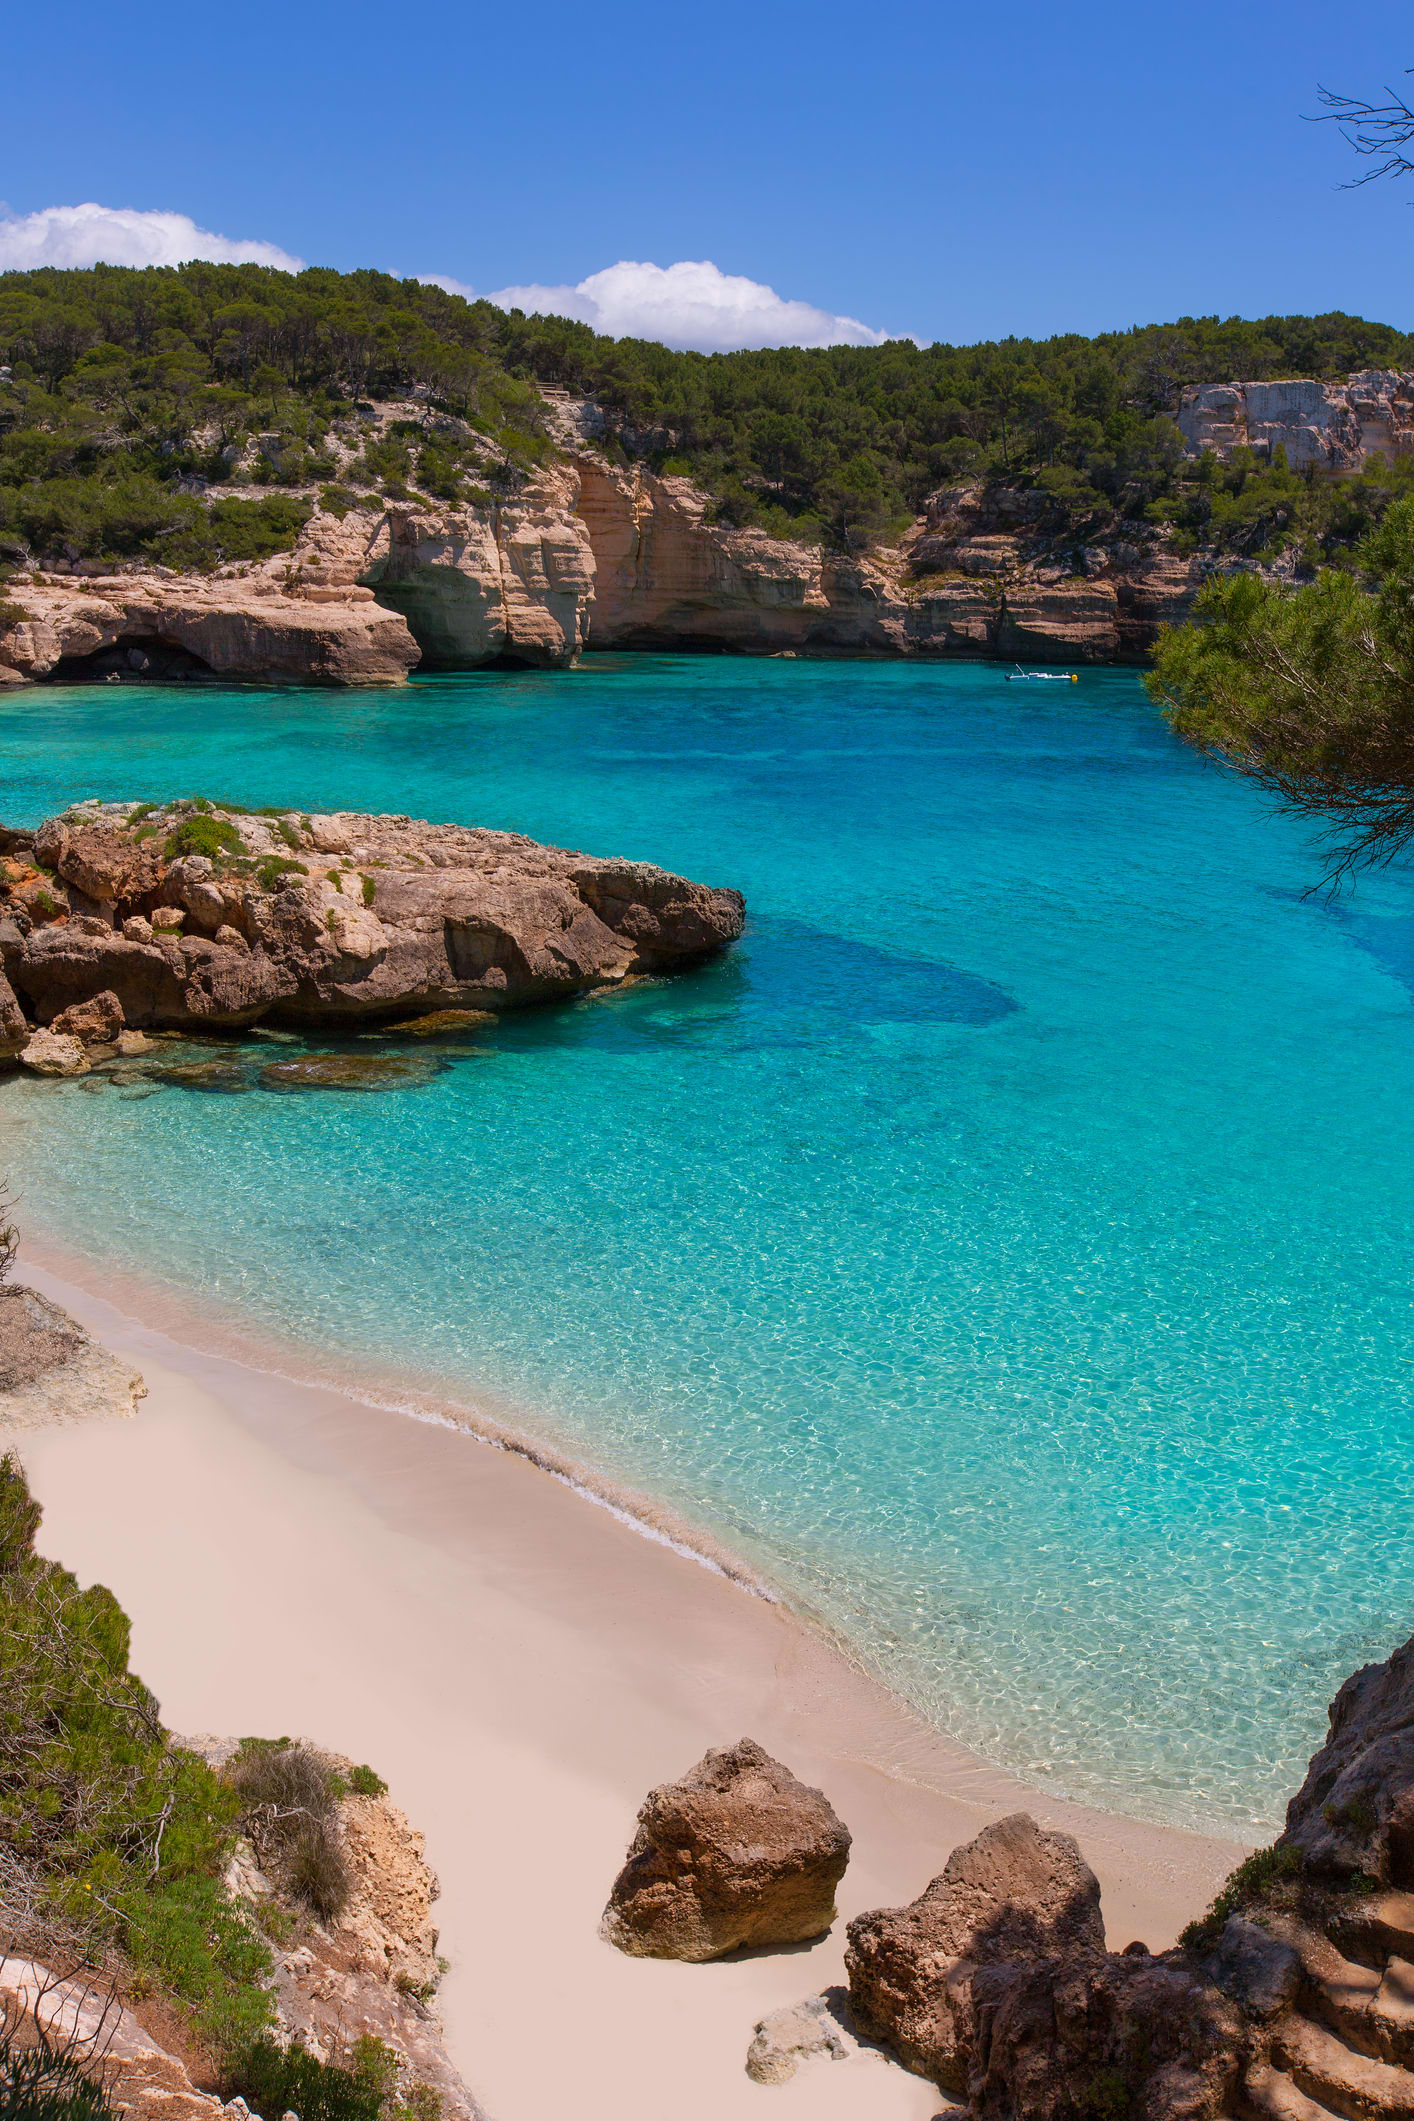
<box><xmin>0</xmin><ymin>573</ymin><xmax>418</xmax><ymax>686</ymax></box>
<box><xmin>836</xmin><ymin>1627</ymin><xmax>1414</xmax><ymax>2121</ymax></box>
<box><xmin>0</xmin><ymin>801</ymin><xmax>744</xmax><ymax>1036</ymax></box>
<box><xmin>0</xmin><ymin>1284</ymin><xmax>146</xmax><ymax>1430</ymax></box>
<box><xmin>0</xmin><ymin>1958</ymin><xmax>236</xmax><ymax>2121</ymax></box>
<box><xmin>184</xmin><ymin>1737</ymin><xmax>480</xmax><ymax>2121</ymax></box>
<box><xmin>1177</xmin><ymin>370</ymin><xmax>1414</xmax><ymax>472</ymax></box>
<box><xmin>601</xmin><ymin>1737</ymin><xmax>851</xmax><ymax>1961</ymax></box>
<box><xmin>846</xmin><ymin>1813</ymin><xmax>1106</xmax><ymax>2093</ymax></box>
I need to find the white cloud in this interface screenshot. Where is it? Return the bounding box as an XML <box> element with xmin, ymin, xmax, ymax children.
<box><xmin>417</xmin><ymin>272</ymin><xmax>476</xmax><ymax>299</ymax></box>
<box><xmin>0</xmin><ymin>203</ymin><xmax>304</xmax><ymax>274</ymax></box>
<box><xmin>478</xmin><ymin>258</ymin><xmax>890</xmax><ymax>352</ymax></box>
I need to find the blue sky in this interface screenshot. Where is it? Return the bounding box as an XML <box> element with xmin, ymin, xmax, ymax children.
<box><xmin>3</xmin><ymin>0</ymin><xmax>1412</xmax><ymax>349</ymax></box>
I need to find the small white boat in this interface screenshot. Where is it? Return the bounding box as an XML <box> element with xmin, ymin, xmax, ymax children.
<box><xmin>1004</xmin><ymin>666</ymin><xmax>1079</xmax><ymax>683</ymax></box>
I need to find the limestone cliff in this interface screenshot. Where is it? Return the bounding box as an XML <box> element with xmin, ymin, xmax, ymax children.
<box><xmin>0</xmin><ymin>422</ymin><xmax>1199</xmax><ymax>685</ymax></box>
<box><xmin>1177</xmin><ymin>368</ymin><xmax>1414</xmax><ymax>471</ymax></box>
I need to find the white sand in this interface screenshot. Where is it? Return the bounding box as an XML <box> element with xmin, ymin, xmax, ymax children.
<box><xmin>11</xmin><ymin>1260</ymin><xmax>1246</xmax><ymax>2121</ymax></box>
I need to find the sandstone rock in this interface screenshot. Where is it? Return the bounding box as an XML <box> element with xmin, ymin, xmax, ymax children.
<box><xmin>0</xmin><ymin>573</ymin><xmax>418</xmax><ymax>686</ymax></box>
<box><xmin>5</xmin><ymin>802</ymin><xmax>744</xmax><ymax>1031</ymax></box>
<box><xmin>841</xmin><ymin>1632</ymin><xmax>1414</xmax><ymax>2120</ymax></box>
<box><xmin>0</xmin><ymin>1285</ymin><xmax>145</xmax><ymax>1429</ymax></box>
<box><xmin>846</xmin><ymin>1812</ymin><xmax>1105</xmax><ymax>2091</ymax></box>
<box><xmin>746</xmin><ymin>1994</ymin><xmax>852</xmax><ymax>2084</ymax></box>
<box><xmin>0</xmin><ymin>969</ymin><xmax>26</xmax><ymax>1058</ymax></box>
<box><xmin>601</xmin><ymin>1737</ymin><xmax>851</xmax><ymax>1961</ymax></box>
<box><xmin>19</xmin><ymin>1028</ymin><xmax>89</xmax><ymax>1076</ymax></box>
<box><xmin>967</xmin><ymin>1946</ymin><xmax>1244</xmax><ymax>2121</ymax></box>
<box><xmin>1177</xmin><ymin>370</ymin><xmax>1414</xmax><ymax>472</ymax></box>
<box><xmin>51</xmin><ymin>988</ymin><xmax>124</xmax><ymax>1043</ymax></box>
<box><xmin>0</xmin><ymin>1957</ymin><xmax>225</xmax><ymax>2121</ymax></box>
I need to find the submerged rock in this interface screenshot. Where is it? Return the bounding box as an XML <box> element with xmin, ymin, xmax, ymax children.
<box><xmin>155</xmin><ymin>1058</ymin><xmax>251</xmax><ymax>1093</ymax></box>
<box><xmin>257</xmin><ymin>1053</ymin><xmax>438</xmax><ymax>1093</ymax></box>
<box><xmin>601</xmin><ymin>1737</ymin><xmax>851</xmax><ymax>1961</ymax></box>
<box><xmin>391</xmin><ymin>1008</ymin><xmax>497</xmax><ymax>1038</ymax></box>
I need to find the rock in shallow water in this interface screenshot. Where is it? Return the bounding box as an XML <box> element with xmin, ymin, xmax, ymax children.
<box><xmin>257</xmin><ymin>1053</ymin><xmax>439</xmax><ymax>1093</ymax></box>
<box><xmin>155</xmin><ymin>1058</ymin><xmax>251</xmax><ymax>1093</ymax></box>
<box><xmin>601</xmin><ymin>1737</ymin><xmax>851</xmax><ymax>1961</ymax></box>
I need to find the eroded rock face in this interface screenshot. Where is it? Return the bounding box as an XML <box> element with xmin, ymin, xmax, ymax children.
<box><xmin>843</xmin><ymin>1628</ymin><xmax>1414</xmax><ymax>2120</ymax></box>
<box><xmin>846</xmin><ymin>1813</ymin><xmax>1106</xmax><ymax>2092</ymax></box>
<box><xmin>0</xmin><ymin>574</ymin><xmax>418</xmax><ymax>686</ymax></box>
<box><xmin>0</xmin><ymin>801</ymin><xmax>744</xmax><ymax>1036</ymax></box>
<box><xmin>0</xmin><ymin>425</ymin><xmax>1198</xmax><ymax>686</ymax></box>
<box><xmin>1177</xmin><ymin>370</ymin><xmax>1414</xmax><ymax>472</ymax></box>
<box><xmin>601</xmin><ymin>1738</ymin><xmax>851</xmax><ymax>1961</ymax></box>
<box><xmin>1278</xmin><ymin>1630</ymin><xmax>1414</xmax><ymax>1884</ymax></box>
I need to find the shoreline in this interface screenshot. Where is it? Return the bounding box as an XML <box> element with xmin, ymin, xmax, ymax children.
<box><xmin>7</xmin><ymin>1242</ymin><xmax>1249</xmax><ymax>2120</ymax></box>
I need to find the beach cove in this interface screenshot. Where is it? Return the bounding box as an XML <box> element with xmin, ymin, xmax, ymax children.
<box><xmin>5</xmin><ymin>653</ymin><xmax>1414</xmax><ymax>1843</ymax></box>
<box><xmin>12</xmin><ymin>1249</ymin><xmax>1245</xmax><ymax>2121</ymax></box>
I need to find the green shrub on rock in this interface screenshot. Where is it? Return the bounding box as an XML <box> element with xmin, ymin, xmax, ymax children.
<box><xmin>0</xmin><ymin>1454</ymin><xmax>274</xmax><ymax>2056</ymax></box>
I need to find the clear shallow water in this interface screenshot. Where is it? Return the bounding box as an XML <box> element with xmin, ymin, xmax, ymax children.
<box><xmin>5</xmin><ymin>656</ymin><xmax>1414</xmax><ymax>1833</ymax></box>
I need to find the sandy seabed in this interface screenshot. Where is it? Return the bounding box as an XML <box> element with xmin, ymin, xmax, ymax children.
<box><xmin>11</xmin><ymin>1253</ymin><xmax>1246</xmax><ymax>2121</ymax></box>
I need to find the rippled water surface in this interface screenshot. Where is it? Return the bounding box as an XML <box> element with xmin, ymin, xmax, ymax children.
<box><xmin>5</xmin><ymin>656</ymin><xmax>1414</xmax><ymax>1832</ymax></box>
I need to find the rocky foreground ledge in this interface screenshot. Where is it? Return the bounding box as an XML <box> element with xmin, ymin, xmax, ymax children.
<box><xmin>0</xmin><ymin>801</ymin><xmax>744</xmax><ymax>1056</ymax></box>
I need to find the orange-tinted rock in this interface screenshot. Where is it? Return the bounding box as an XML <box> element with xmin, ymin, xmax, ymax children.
<box><xmin>601</xmin><ymin>1737</ymin><xmax>851</xmax><ymax>1961</ymax></box>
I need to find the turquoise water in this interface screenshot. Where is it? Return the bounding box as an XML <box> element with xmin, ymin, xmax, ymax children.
<box><xmin>5</xmin><ymin>655</ymin><xmax>1414</xmax><ymax>1833</ymax></box>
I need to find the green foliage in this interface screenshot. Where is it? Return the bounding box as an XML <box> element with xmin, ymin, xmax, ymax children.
<box><xmin>225</xmin><ymin>2038</ymin><xmax>384</xmax><ymax>2121</ymax></box>
<box><xmin>1179</xmin><ymin>1844</ymin><xmax>1304</xmax><ymax>1949</ymax></box>
<box><xmin>0</xmin><ymin>262</ymin><xmax>546</xmax><ymax>567</ymax></box>
<box><xmin>359</xmin><ymin>876</ymin><xmax>376</xmax><ymax>909</ymax></box>
<box><xmin>164</xmin><ymin>814</ymin><xmax>244</xmax><ymax>861</ymax></box>
<box><xmin>1</xmin><ymin>264</ymin><xmax>1410</xmax><ymax>568</ymax></box>
<box><xmin>493</xmin><ymin>302</ymin><xmax>1412</xmax><ymax>548</ymax></box>
<box><xmin>1149</xmin><ymin>495</ymin><xmax>1414</xmax><ymax>875</ymax></box>
<box><xmin>254</xmin><ymin>855</ymin><xmax>306</xmax><ymax>891</ymax></box>
<box><xmin>0</xmin><ymin>1455</ymin><xmax>274</xmax><ymax>2056</ymax></box>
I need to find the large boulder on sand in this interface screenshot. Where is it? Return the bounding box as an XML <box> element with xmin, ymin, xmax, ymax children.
<box><xmin>600</xmin><ymin>1738</ymin><xmax>851</xmax><ymax>1961</ymax></box>
<box><xmin>845</xmin><ymin>1812</ymin><xmax>1105</xmax><ymax>2092</ymax></box>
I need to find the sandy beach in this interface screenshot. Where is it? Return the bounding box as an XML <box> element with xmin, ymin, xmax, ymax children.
<box><xmin>10</xmin><ymin>1254</ymin><xmax>1247</xmax><ymax>2121</ymax></box>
